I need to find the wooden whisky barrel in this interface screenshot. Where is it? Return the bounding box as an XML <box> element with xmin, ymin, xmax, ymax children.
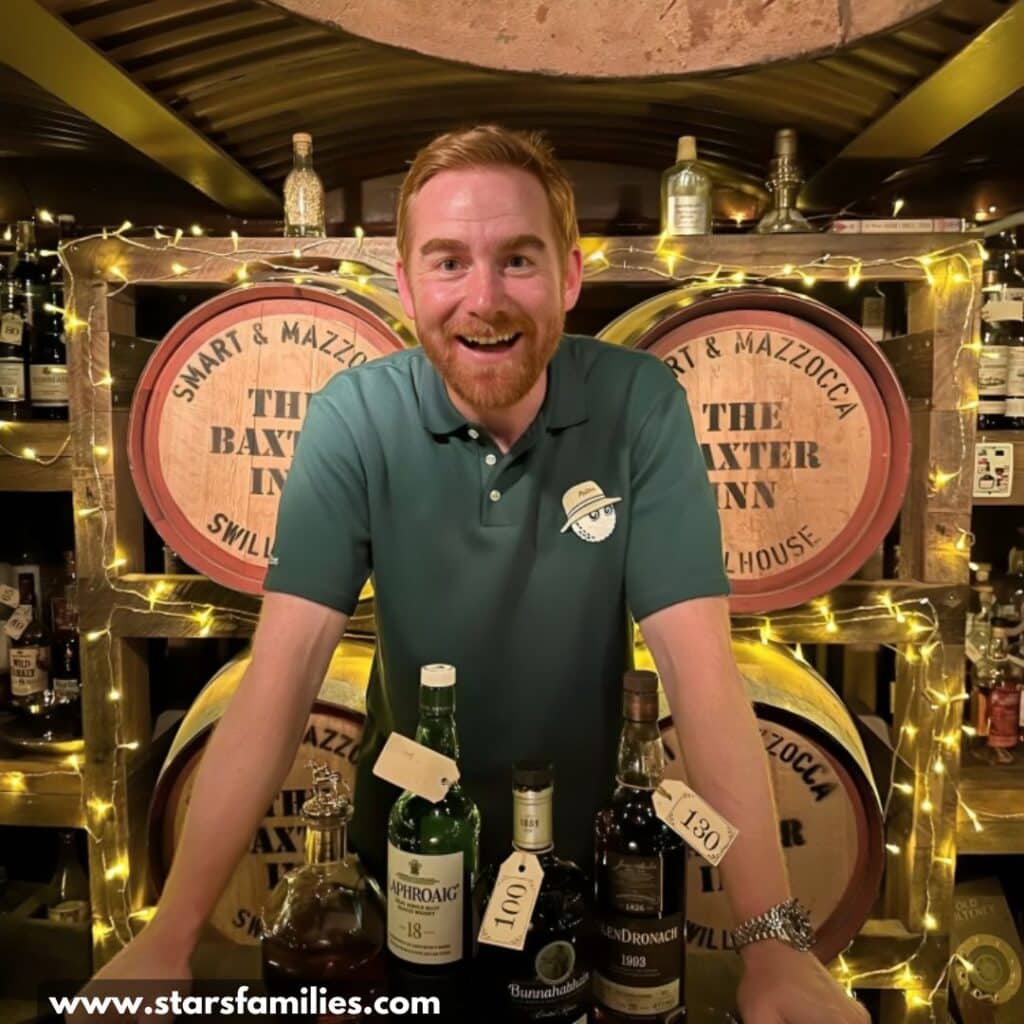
<box><xmin>600</xmin><ymin>286</ymin><xmax>910</xmax><ymax>614</ymax></box>
<box><xmin>129</xmin><ymin>279</ymin><xmax>411</xmax><ymax>595</ymax></box>
<box><xmin>636</xmin><ymin>635</ymin><xmax>884</xmax><ymax>963</ymax></box>
<box><xmin>148</xmin><ymin>637</ymin><xmax>372</xmax><ymax>945</ymax></box>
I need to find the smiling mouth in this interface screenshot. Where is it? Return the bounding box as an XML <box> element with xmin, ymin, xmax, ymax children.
<box><xmin>456</xmin><ymin>331</ymin><xmax>522</xmax><ymax>352</ymax></box>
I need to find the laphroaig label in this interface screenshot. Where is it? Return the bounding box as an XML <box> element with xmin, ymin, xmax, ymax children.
<box><xmin>10</xmin><ymin>646</ymin><xmax>48</xmax><ymax>697</ymax></box>
<box><xmin>607</xmin><ymin>852</ymin><xmax>663</xmax><ymax>914</ymax></box>
<box><xmin>594</xmin><ymin>913</ymin><xmax>682</xmax><ymax>1015</ymax></box>
<box><xmin>387</xmin><ymin>844</ymin><xmax>463</xmax><ymax>965</ymax></box>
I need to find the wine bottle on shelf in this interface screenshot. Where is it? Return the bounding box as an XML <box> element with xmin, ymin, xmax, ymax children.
<box><xmin>660</xmin><ymin>136</ymin><xmax>713</xmax><ymax>238</ymax></box>
<box><xmin>283</xmin><ymin>132</ymin><xmax>326</xmax><ymax>238</ymax></box>
<box><xmin>47</xmin><ymin>830</ymin><xmax>90</xmax><ymax>924</ymax></box>
<box><xmin>756</xmin><ymin>129</ymin><xmax>814</xmax><ymax>234</ymax></box>
<box><xmin>9</xmin><ymin>572</ymin><xmax>50</xmax><ymax>715</ymax></box>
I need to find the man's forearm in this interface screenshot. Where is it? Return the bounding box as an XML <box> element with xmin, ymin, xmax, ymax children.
<box><xmin>641</xmin><ymin>599</ymin><xmax>790</xmax><ymax>941</ymax></box>
<box><xmin>149</xmin><ymin>664</ymin><xmax>314</xmax><ymax>948</ymax></box>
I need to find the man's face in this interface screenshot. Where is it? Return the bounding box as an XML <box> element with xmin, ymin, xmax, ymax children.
<box><xmin>396</xmin><ymin>166</ymin><xmax>582</xmax><ymax>411</ymax></box>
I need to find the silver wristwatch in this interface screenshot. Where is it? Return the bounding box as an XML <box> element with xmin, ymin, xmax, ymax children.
<box><xmin>731</xmin><ymin>898</ymin><xmax>815</xmax><ymax>953</ymax></box>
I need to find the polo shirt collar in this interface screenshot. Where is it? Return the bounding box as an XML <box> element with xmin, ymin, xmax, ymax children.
<box><xmin>416</xmin><ymin>335</ymin><xmax>588</xmax><ymax>436</ymax></box>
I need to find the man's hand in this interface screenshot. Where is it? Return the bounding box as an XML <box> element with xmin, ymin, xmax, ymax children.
<box><xmin>737</xmin><ymin>943</ymin><xmax>869</xmax><ymax>1024</ymax></box>
<box><xmin>66</xmin><ymin>920</ymin><xmax>192</xmax><ymax>1024</ymax></box>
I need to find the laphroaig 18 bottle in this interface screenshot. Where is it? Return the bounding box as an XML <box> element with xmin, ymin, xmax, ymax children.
<box><xmin>594</xmin><ymin>671</ymin><xmax>685</xmax><ymax>1022</ymax></box>
<box><xmin>386</xmin><ymin>663</ymin><xmax>480</xmax><ymax>972</ymax></box>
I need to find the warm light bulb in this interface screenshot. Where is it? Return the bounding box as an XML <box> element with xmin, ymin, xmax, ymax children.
<box><xmin>923</xmin><ymin>914</ymin><xmax>938</xmax><ymax>931</ymax></box>
<box><xmin>105</xmin><ymin>860</ymin><xmax>129</xmax><ymax>881</ymax></box>
<box><xmin>93</xmin><ymin>445</ymin><xmax>109</xmax><ymax>458</ymax></box>
<box><xmin>895</xmin><ymin>782</ymin><xmax>914</xmax><ymax>794</ymax></box>
<box><xmin>892</xmin><ymin>198</ymin><xmax>905</xmax><ymax>216</ymax></box>
<box><xmin>920</xmin><ymin>798</ymin><xmax>934</xmax><ymax>813</ymax></box>
<box><xmin>886</xmin><ymin>843</ymin><xmax>901</xmax><ymax>854</ymax></box>
<box><xmin>171</xmin><ymin>262</ymin><xmax>186</xmax><ymax>276</ymax></box>
<box><xmin>190</xmin><ymin>224</ymin><xmax>204</xmax><ymax>237</ymax></box>
<box><xmin>22</xmin><ymin>447</ymin><xmax>37</xmax><ymax>461</ymax></box>
<box><xmin>38</xmin><ymin>208</ymin><xmax>54</xmax><ymax>224</ymax></box>
<box><xmin>354</xmin><ymin>226</ymin><xmax>365</xmax><ymax>241</ymax></box>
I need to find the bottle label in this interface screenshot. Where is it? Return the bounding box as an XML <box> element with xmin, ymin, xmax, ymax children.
<box><xmin>0</xmin><ymin>359</ymin><xmax>26</xmax><ymax>401</ymax></box>
<box><xmin>507</xmin><ymin>944</ymin><xmax>591</xmax><ymax>1013</ymax></box>
<box><xmin>1007</xmin><ymin>348</ymin><xmax>1024</xmax><ymax>386</ymax></box>
<box><xmin>980</xmin><ymin>346</ymin><xmax>1009</xmax><ymax>393</ymax></box>
<box><xmin>978</xmin><ymin>399</ymin><xmax>1007</xmax><ymax>415</ymax></box>
<box><xmin>1006</xmin><ymin>398</ymin><xmax>1024</xmax><ymax>417</ymax></box>
<box><xmin>607</xmin><ymin>852</ymin><xmax>663</xmax><ymax>914</ymax></box>
<box><xmin>988</xmin><ymin>687</ymin><xmax>1021</xmax><ymax>748</ymax></box>
<box><xmin>29</xmin><ymin>364</ymin><xmax>69</xmax><ymax>405</ymax></box>
<box><xmin>513</xmin><ymin>787</ymin><xmax>552</xmax><ymax>850</ymax></box>
<box><xmin>387</xmin><ymin>844</ymin><xmax>463</xmax><ymax>964</ymax></box>
<box><xmin>10</xmin><ymin>645</ymin><xmax>48</xmax><ymax>697</ymax></box>
<box><xmin>667</xmin><ymin>195</ymin><xmax>707</xmax><ymax>235</ymax></box>
<box><xmin>53</xmin><ymin>675</ymin><xmax>81</xmax><ymax>701</ymax></box>
<box><xmin>48</xmin><ymin>899</ymin><xmax>89</xmax><ymax>924</ymax></box>
<box><xmin>594</xmin><ymin>913</ymin><xmax>682</xmax><ymax>1015</ymax></box>
<box><xmin>1</xmin><ymin>313</ymin><xmax>23</xmax><ymax>345</ymax></box>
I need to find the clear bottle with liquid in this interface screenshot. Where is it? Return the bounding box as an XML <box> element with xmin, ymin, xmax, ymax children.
<box><xmin>283</xmin><ymin>132</ymin><xmax>326</xmax><ymax>238</ymax></box>
<box><xmin>261</xmin><ymin>761</ymin><xmax>387</xmax><ymax>1007</ymax></box>
<box><xmin>660</xmin><ymin>136</ymin><xmax>712</xmax><ymax>237</ymax></box>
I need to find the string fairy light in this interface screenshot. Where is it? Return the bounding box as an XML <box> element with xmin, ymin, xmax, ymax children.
<box><xmin>1</xmin><ymin>222</ymin><xmax>985</xmax><ymax>1011</ymax></box>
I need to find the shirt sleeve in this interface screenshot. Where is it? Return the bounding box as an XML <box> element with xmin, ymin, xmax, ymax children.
<box><xmin>625</xmin><ymin>371</ymin><xmax>730</xmax><ymax>621</ymax></box>
<box><xmin>263</xmin><ymin>385</ymin><xmax>371</xmax><ymax>614</ymax></box>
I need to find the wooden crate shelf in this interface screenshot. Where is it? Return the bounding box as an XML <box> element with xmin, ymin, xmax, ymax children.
<box><xmin>0</xmin><ymin>421</ymin><xmax>72</xmax><ymax>491</ymax></box>
<box><xmin>956</xmin><ymin>756</ymin><xmax>1024</xmax><ymax>854</ymax></box>
<box><xmin>0</xmin><ymin>753</ymin><xmax>84</xmax><ymax>829</ymax></box>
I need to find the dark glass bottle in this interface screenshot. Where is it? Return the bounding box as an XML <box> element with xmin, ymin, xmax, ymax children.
<box><xmin>594</xmin><ymin>672</ymin><xmax>685</xmax><ymax>1023</ymax></box>
<box><xmin>47</xmin><ymin>830</ymin><xmax>90</xmax><ymax>924</ymax></box>
<box><xmin>262</xmin><ymin>762</ymin><xmax>387</xmax><ymax>1009</ymax></box>
<box><xmin>476</xmin><ymin>762</ymin><xmax>591</xmax><ymax>1023</ymax></box>
<box><xmin>41</xmin><ymin>550</ymin><xmax>80</xmax><ymax>741</ymax></box>
<box><xmin>30</xmin><ymin>239</ymin><xmax>69</xmax><ymax>420</ymax></box>
<box><xmin>0</xmin><ymin>222</ymin><xmax>40</xmax><ymax>421</ymax></box>
<box><xmin>9</xmin><ymin>572</ymin><xmax>51</xmax><ymax>713</ymax></box>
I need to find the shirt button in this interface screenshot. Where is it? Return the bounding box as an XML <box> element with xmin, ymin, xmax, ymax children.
<box><xmin>489</xmin><ymin>489</ymin><xmax>502</xmax><ymax>502</ymax></box>
<box><xmin>468</xmin><ymin>428</ymin><xmax>480</xmax><ymax>440</ymax></box>
<box><xmin>485</xmin><ymin>454</ymin><xmax>497</xmax><ymax>466</ymax></box>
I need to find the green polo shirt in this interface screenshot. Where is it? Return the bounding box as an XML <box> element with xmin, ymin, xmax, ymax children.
<box><xmin>264</xmin><ymin>334</ymin><xmax>728</xmax><ymax>876</ymax></box>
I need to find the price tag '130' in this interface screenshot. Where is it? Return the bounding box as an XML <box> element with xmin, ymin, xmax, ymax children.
<box><xmin>652</xmin><ymin>779</ymin><xmax>739</xmax><ymax>867</ymax></box>
<box><xmin>477</xmin><ymin>852</ymin><xmax>544</xmax><ymax>951</ymax></box>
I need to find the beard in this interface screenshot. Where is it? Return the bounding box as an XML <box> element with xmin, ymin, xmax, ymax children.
<box><xmin>419</xmin><ymin>308</ymin><xmax>565</xmax><ymax>411</ymax></box>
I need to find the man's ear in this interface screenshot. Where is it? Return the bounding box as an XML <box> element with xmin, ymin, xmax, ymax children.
<box><xmin>395</xmin><ymin>258</ymin><xmax>417</xmax><ymax>321</ymax></box>
<box><xmin>562</xmin><ymin>245</ymin><xmax>583</xmax><ymax>312</ymax></box>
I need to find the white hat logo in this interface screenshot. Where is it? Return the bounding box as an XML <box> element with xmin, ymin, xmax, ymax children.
<box><xmin>560</xmin><ymin>480</ymin><xmax>622</xmax><ymax>543</ymax></box>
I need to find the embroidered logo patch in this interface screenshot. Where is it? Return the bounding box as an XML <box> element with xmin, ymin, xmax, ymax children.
<box><xmin>560</xmin><ymin>480</ymin><xmax>622</xmax><ymax>543</ymax></box>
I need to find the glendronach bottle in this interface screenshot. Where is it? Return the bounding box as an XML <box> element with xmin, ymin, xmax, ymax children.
<box><xmin>476</xmin><ymin>761</ymin><xmax>591</xmax><ymax>1023</ymax></box>
<box><xmin>594</xmin><ymin>671</ymin><xmax>685</xmax><ymax>1023</ymax></box>
<box><xmin>386</xmin><ymin>664</ymin><xmax>480</xmax><ymax>975</ymax></box>
<box><xmin>261</xmin><ymin>762</ymin><xmax>387</xmax><ymax>1011</ymax></box>
<box><xmin>660</xmin><ymin>135</ymin><xmax>712</xmax><ymax>237</ymax></box>
<box><xmin>283</xmin><ymin>132</ymin><xmax>326</xmax><ymax>238</ymax></box>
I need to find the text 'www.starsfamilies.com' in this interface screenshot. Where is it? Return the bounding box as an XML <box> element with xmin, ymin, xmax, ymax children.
<box><xmin>48</xmin><ymin>986</ymin><xmax>442</xmax><ymax>1019</ymax></box>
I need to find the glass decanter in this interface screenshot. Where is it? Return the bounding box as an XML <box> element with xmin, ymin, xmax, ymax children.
<box><xmin>261</xmin><ymin>761</ymin><xmax>386</xmax><ymax>1010</ymax></box>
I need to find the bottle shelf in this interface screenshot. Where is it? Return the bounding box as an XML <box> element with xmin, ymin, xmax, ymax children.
<box><xmin>956</xmin><ymin>755</ymin><xmax>1024</xmax><ymax>854</ymax></box>
<box><xmin>0</xmin><ymin>752</ymin><xmax>84</xmax><ymax>829</ymax></box>
<box><xmin>0</xmin><ymin>421</ymin><xmax>71</xmax><ymax>491</ymax></box>
<box><xmin>973</xmin><ymin>430</ymin><xmax>1024</xmax><ymax>507</ymax></box>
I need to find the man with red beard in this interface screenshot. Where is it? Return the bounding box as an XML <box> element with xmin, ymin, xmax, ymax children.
<box><xmin>85</xmin><ymin>127</ymin><xmax>867</xmax><ymax>1024</ymax></box>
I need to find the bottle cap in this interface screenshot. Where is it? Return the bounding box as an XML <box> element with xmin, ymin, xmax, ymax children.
<box><xmin>624</xmin><ymin>670</ymin><xmax>658</xmax><ymax>696</ymax></box>
<box><xmin>676</xmin><ymin>135</ymin><xmax>698</xmax><ymax>162</ymax></box>
<box><xmin>513</xmin><ymin>760</ymin><xmax>553</xmax><ymax>788</ymax></box>
<box><xmin>302</xmin><ymin>760</ymin><xmax>353</xmax><ymax>824</ymax></box>
<box><xmin>421</xmin><ymin>663</ymin><xmax>456</xmax><ymax>687</ymax></box>
<box><xmin>292</xmin><ymin>132</ymin><xmax>313</xmax><ymax>153</ymax></box>
<box><xmin>774</xmin><ymin>128</ymin><xmax>798</xmax><ymax>158</ymax></box>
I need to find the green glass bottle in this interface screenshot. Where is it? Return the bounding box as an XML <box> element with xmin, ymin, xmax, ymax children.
<box><xmin>386</xmin><ymin>663</ymin><xmax>480</xmax><ymax>972</ymax></box>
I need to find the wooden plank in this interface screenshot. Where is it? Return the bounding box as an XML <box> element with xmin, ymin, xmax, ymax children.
<box><xmin>957</xmin><ymin>757</ymin><xmax>1024</xmax><ymax>854</ymax></box>
<box><xmin>0</xmin><ymin>750</ymin><xmax>84</xmax><ymax>829</ymax></box>
<box><xmin>63</xmin><ymin>234</ymin><xmax>984</xmax><ymax>288</ymax></box>
<box><xmin>877</xmin><ymin>331</ymin><xmax>934</xmax><ymax>401</ymax></box>
<box><xmin>0</xmin><ymin>420</ymin><xmax>72</xmax><ymax>491</ymax></box>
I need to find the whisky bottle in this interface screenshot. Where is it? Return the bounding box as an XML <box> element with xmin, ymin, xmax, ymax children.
<box><xmin>983</xmin><ymin>620</ymin><xmax>1023</xmax><ymax>761</ymax></box>
<box><xmin>261</xmin><ymin>761</ymin><xmax>387</xmax><ymax>1005</ymax></box>
<box><xmin>30</xmin><ymin>244</ymin><xmax>69</xmax><ymax>420</ymax></box>
<box><xmin>594</xmin><ymin>671</ymin><xmax>685</xmax><ymax>1022</ymax></box>
<box><xmin>755</xmin><ymin>129</ymin><xmax>813</xmax><ymax>234</ymax></box>
<box><xmin>47</xmin><ymin>830</ymin><xmax>89</xmax><ymax>924</ymax></box>
<box><xmin>43</xmin><ymin>550</ymin><xmax>81</xmax><ymax>741</ymax></box>
<box><xmin>660</xmin><ymin>136</ymin><xmax>712</xmax><ymax>237</ymax></box>
<box><xmin>283</xmin><ymin>132</ymin><xmax>326</xmax><ymax>238</ymax></box>
<box><xmin>477</xmin><ymin>761</ymin><xmax>591</xmax><ymax>1023</ymax></box>
<box><xmin>9</xmin><ymin>572</ymin><xmax>50</xmax><ymax>713</ymax></box>
<box><xmin>0</xmin><ymin>223</ymin><xmax>40</xmax><ymax>421</ymax></box>
<box><xmin>387</xmin><ymin>664</ymin><xmax>480</xmax><ymax>972</ymax></box>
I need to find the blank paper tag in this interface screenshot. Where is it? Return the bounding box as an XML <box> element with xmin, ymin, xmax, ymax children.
<box><xmin>0</xmin><ymin>584</ymin><xmax>18</xmax><ymax>609</ymax></box>
<box><xmin>4</xmin><ymin>605</ymin><xmax>32</xmax><ymax>640</ymax></box>
<box><xmin>477</xmin><ymin>851</ymin><xmax>544</xmax><ymax>951</ymax></box>
<box><xmin>372</xmin><ymin>733</ymin><xmax>459</xmax><ymax>803</ymax></box>
<box><xmin>652</xmin><ymin>779</ymin><xmax>739</xmax><ymax>867</ymax></box>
